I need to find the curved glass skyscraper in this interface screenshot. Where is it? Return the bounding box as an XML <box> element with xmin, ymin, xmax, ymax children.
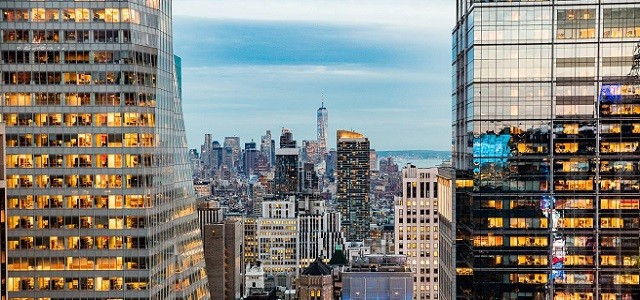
<box><xmin>0</xmin><ymin>1</ymin><xmax>210</xmax><ymax>299</ymax></box>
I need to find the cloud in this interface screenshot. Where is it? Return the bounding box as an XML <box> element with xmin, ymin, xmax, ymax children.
<box><xmin>173</xmin><ymin>18</ymin><xmax>441</xmax><ymax>68</ymax></box>
<box><xmin>173</xmin><ymin>1</ymin><xmax>456</xmax><ymax>150</ymax></box>
<box><xmin>174</xmin><ymin>0</ymin><xmax>453</xmax><ymax>31</ymax></box>
<box><xmin>184</xmin><ymin>64</ymin><xmax>445</xmax><ymax>82</ymax></box>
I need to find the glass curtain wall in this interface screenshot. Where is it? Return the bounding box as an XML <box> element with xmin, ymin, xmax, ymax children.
<box><xmin>0</xmin><ymin>1</ymin><xmax>209</xmax><ymax>299</ymax></box>
<box><xmin>453</xmin><ymin>1</ymin><xmax>640</xmax><ymax>299</ymax></box>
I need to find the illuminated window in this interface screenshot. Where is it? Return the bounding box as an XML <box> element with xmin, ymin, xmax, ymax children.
<box><xmin>487</xmin><ymin>218</ymin><xmax>503</xmax><ymax>228</ymax></box>
<box><xmin>473</xmin><ymin>236</ymin><xmax>503</xmax><ymax>247</ymax></box>
<box><xmin>509</xmin><ymin>236</ymin><xmax>548</xmax><ymax>247</ymax></box>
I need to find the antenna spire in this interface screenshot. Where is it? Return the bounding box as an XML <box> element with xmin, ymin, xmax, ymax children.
<box><xmin>321</xmin><ymin>90</ymin><xmax>324</xmax><ymax>108</ymax></box>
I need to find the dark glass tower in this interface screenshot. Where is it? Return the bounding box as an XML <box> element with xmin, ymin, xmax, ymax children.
<box><xmin>0</xmin><ymin>1</ymin><xmax>209</xmax><ymax>299</ymax></box>
<box><xmin>275</xmin><ymin>128</ymin><xmax>298</xmax><ymax>195</ymax></box>
<box><xmin>453</xmin><ymin>1</ymin><xmax>640</xmax><ymax>299</ymax></box>
<box><xmin>1</xmin><ymin>124</ymin><xmax>6</xmax><ymax>300</ymax></box>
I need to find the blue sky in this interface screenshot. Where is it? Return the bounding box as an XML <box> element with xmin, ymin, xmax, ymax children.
<box><xmin>173</xmin><ymin>0</ymin><xmax>455</xmax><ymax>151</ymax></box>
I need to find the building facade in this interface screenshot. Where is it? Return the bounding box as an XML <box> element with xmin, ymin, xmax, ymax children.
<box><xmin>1</xmin><ymin>124</ymin><xmax>7</xmax><ymax>300</ymax></box>
<box><xmin>275</xmin><ymin>148</ymin><xmax>299</xmax><ymax>195</ymax></box>
<box><xmin>297</xmin><ymin>194</ymin><xmax>343</xmax><ymax>268</ymax></box>
<box><xmin>203</xmin><ymin>220</ymin><xmax>242</xmax><ymax>300</ymax></box>
<box><xmin>395</xmin><ymin>165</ymin><xmax>439</xmax><ymax>300</ymax></box>
<box><xmin>261</xmin><ymin>130</ymin><xmax>274</xmax><ymax>168</ymax></box>
<box><xmin>336</xmin><ymin>130</ymin><xmax>370</xmax><ymax>242</ymax></box>
<box><xmin>201</xmin><ymin>133</ymin><xmax>213</xmax><ymax>177</ymax></box>
<box><xmin>197</xmin><ymin>198</ymin><xmax>225</xmax><ymax>233</ymax></box>
<box><xmin>279</xmin><ymin>128</ymin><xmax>296</xmax><ymax>149</ymax></box>
<box><xmin>453</xmin><ymin>1</ymin><xmax>640</xmax><ymax>299</ymax></box>
<box><xmin>436</xmin><ymin>166</ymin><xmax>455</xmax><ymax>300</ymax></box>
<box><xmin>244</xmin><ymin>263</ymin><xmax>266</xmax><ymax>296</ymax></box>
<box><xmin>244</xmin><ymin>217</ymin><xmax>259</xmax><ymax>267</ymax></box>
<box><xmin>257</xmin><ymin>196</ymin><xmax>299</xmax><ymax>274</ymax></box>
<box><xmin>0</xmin><ymin>1</ymin><xmax>209</xmax><ymax>299</ymax></box>
<box><xmin>243</xmin><ymin>141</ymin><xmax>260</xmax><ymax>176</ymax></box>
<box><xmin>302</xmin><ymin>140</ymin><xmax>320</xmax><ymax>165</ymax></box>
<box><xmin>299</xmin><ymin>162</ymin><xmax>319</xmax><ymax>193</ymax></box>
<box><xmin>223</xmin><ymin>137</ymin><xmax>241</xmax><ymax>173</ymax></box>
<box><xmin>211</xmin><ymin>140</ymin><xmax>223</xmax><ymax>174</ymax></box>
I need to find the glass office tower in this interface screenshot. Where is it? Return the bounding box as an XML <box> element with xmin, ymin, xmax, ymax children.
<box><xmin>0</xmin><ymin>1</ymin><xmax>209</xmax><ymax>299</ymax></box>
<box><xmin>1</xmin><ymin>124</ymin><xmax>7</xmax><ymax>300</ymax></box>
<box><xmin>453</xmin><ymin>1</ymin><xmax>640</xmax><ymax>299</ymax></box>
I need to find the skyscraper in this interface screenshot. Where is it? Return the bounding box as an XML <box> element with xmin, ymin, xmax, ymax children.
<box><xmin>1</xmin><ymin>124</ymin><xmax>7</xmax><ymax>300</ymax></box>
<box><xmin>212</xmin><ymin>140</ymin><xmax>223</xmax><ymax>172</ymax></box>
<box><xmin>395</xmin><ymin>165</ymin><xmax>439</xmax><ymax>300</ymax></box>
<box><xmin>279</xmin><ymin>128</ymin><xmax>296</xmax><ymax>148</ymax></box>
<box><xmin>317</xmin><ymin>102</ymin><xmax>328</xmax><ymax>156</ymax></box>
<box><xmin>223</xmin><ymin>136</ymin><xmax>241</xmax><ymax>172</ymax></box>
<box><xmin>336</xmin><ymin>130</ymin><xmax>370</xmax><ymax>242</ymax></box>
<box><xmin>260</xmin><ymin>130</ymin><xmax>274</xmax><ymax>167</ymax></box>
<box><xmin>0</xmin><ymin>1</ymin><xmax>209</xmax><ymax>299</ymax></box>
<box><xmin>201</xmin><ymin>133</ymin><xmax>213</xmax><ymax>176</ymax></box>
<box><xmin>243</xmin><ymin>140</ymin><xmax>260</xmax><ymax>176</ymax></box>
<box><xmin>452</xmin><ymin>2</ymin><xmax>640</xmax><ymax>299</ymax></box>
<box><xmin>275</xmin><ymin>128</ymin><xmax>299</xmax><ymax>194</ymax></box>
<box><xmin>275</xmin><ymin>147</ymin><xmax>299</xmax><ymax>195</ymax></box>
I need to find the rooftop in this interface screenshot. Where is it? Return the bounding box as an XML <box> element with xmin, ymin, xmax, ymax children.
<box><xmin>301</xmin><ymin>257</ymin><xmax>332</xmax><ymax>276</ymax></box>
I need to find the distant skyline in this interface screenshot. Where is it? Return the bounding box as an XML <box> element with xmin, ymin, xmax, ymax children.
<box><xmin>173</xmin><ymin>0</ymin><xmax>455</xmax><ymax>151</ymax></box>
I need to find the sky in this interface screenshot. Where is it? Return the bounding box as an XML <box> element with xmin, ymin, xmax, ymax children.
<box><xmin>173</xmin><ymin>0</ymin><xmax>456</xmax><ymax>151</ymax></box>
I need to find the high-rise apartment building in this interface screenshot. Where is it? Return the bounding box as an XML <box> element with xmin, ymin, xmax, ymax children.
<box><xmin>395</xmin><ymin>165</ymin><xmax>439</xmax><ymax>300</ymax></box>
<box><xmin>336</xmin><ymin>130</ymin><xmax>370</xmax><ymax>242</ymax></box>
<box><xmin>452</xmin><ymin>1</ymin><xmax>640</xmax><ymax>299</ymax></box>
<box><xmin>317</xmin><ymin>102</ymin><xmax>328</xmax><ymax>156</ymax></box>
<box><xmin>0</xmin><ymin>1</ymin><xmax>209</xmax><ymax>299</ymax></box>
